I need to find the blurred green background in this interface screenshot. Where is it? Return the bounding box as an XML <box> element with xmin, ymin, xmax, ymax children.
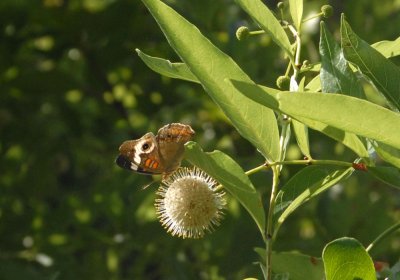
<box><xmin>1</xmin><ymin>0</ymin><xmax>399</xmax><ymax>279</ymax></box>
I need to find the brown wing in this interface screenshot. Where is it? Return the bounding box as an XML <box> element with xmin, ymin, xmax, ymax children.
<box><xmin>116</xmin><ymin>132</ymin><xmax>166</xmax><ymax>174</ymax></box>
<box><xmin>156</xmin><ymin>123</ymin><xmax>195</xmax><ymax>173</ymax></box>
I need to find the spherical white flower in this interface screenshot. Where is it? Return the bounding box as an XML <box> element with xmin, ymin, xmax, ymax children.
<box><xmin>155</xmin><ymin>167</ymin><xmax>226</xmax><ymax>239</ymax></box>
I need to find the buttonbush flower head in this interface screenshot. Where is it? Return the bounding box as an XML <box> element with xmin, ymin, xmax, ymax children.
<box><xmin>155</xmin><ymin>167</ymin><xmax>226</xmax><ymax>239</ymax></box>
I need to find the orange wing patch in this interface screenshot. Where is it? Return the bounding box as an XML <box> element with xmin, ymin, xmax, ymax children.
<box><xmin>144</xmin><ymin>158</ymin><xmax>159</xmax><ymax>169</ymax></box>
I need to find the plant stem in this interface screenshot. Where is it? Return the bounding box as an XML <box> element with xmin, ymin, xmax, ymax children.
<box><xmin>215</xmin><ymin>159</ymin><xmax>353</xmax><ymax>191</ymax></box>
<box><xmin>265</xmin><ymin>23</ymin><xmax>303</xmax><ymax>280</ymax></box>
<box><xmin>249</xmin><ymin>30</ymin><xmax>265</xmax><ymax>36</ymax></box>
<box><xmin>265</xmin><ymin>165</ymin><xmax>280</xmax><ymax>280</ymax></box>
<box><xmin>302</xmin><ymin>12</ymin><xmax>323</xmax><ymax>23</ymax></box>
<box><xmin>269</xmin><ymin>159</ymin><xmax>353</xmax><ymax>168</ymax></box>
<box><xmin>366</xmin><ymin>221</ymin><xmax>400</xmax><ymax>252</ymax></box>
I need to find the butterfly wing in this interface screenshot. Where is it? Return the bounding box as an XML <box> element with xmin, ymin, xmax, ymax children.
<box><xmin>156</xmin><ymin>123</ymin><xmax>195</xmax><ymax>173</ymax></box>
<box><xmin>116</xmin><ymin>132</ymin><xmax>166</xmax><ymax>174</ymax></box>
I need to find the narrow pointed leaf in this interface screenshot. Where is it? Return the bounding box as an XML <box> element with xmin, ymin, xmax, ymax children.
<box><xmin>259</xmin><ymin>85</ymin><xmax>368</xmax><ymax>157</ymax></box>
<box><xmin>372</xmin><ymin>36</ymin><xmax>400</xmax><ymax>58</ymax></box>
<box><xmin>235</xmin><ymin>0</ymin><xmax>293</xmax><ymax>60</ymax></box>
<box><xmin>341</xmin><ymin>15</ymin><xmax>400</xmax><ymax>110</ymax></box>
<box><xmin>305</xmin><ymin>74</ymin><xmax>321</xmax><ymax>92</ymax></box>
<box><xmin>368</xmin><ymin>166</ymin><xmax>400</xmax><ymax>189</ymax></box>
<box><xmin>371</xmin><ymin>141</ymin><xmax>400</xmax><ymax>169</ymax></box>
<box><xmin>295</xmin><ymin>116</ymin><xmax>368</xmax><ymax>157</ymax></box>
<box><xmin>141</xmin><ymin>0</ymin><xmax>280</xmax><ymax>162</ymax></box>
<box><xmin>292</xmin><ymin>119</ymin><xmax>311</xmax><ymax>158</ymax></box>
<box><xmin>184</xmin><ymin>142</ymin><xmax>265</xmax><ymax>236</ymax></box>
<box><xmin>289</xmin><ymin>0</ymin><xmax>303</xmax><ymax>30</ymax></box>
<box><xmin>300</xmin><ymin>62</ymin><xmax>321</xmax><ymax>74</ymax></box>
<box><xmin>323</xmin><ymin>237</ymin><xmax>376</xmax><ymax>280</ymax></box>
<box><xmin>274</xmin><ymin>166</ymin><xmax>354</xmax><ymax>228</ymax></box>
<box><xmin>255</xmin><ymin>84</ymin><xmax>364</xmax><ymax>158</ymax></box>
<box><xmin>136</xmin><ymin>49</ymin><xmax>199</xmax><ymax>83</ymax></box>
<box><xmin>229</xmin><ymin>80</ymin><xmax>400</xmax><ymax>150</ymax></box>
<box><xmin>319</xmin><ymin>22</ymin><xmax>365</xmax><ymax>98</ymax></box>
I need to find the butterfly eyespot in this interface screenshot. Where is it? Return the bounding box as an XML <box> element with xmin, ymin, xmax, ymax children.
<box><xmin>142</xmin><ymin>143</ymin><xmax>150</xmax><ymax>150</ymax></box>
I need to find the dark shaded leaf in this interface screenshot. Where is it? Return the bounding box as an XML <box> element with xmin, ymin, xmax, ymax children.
<box><xmin>274</xmin><ymin>166</ymin><xmax>354</xmax><ymax>228</ymax></box>
<box><xmin>319</xmin><ymin>22</ymin><xmax>365</xmax><ymax>98</ymax></box>
<box><xmin>368</xmin><ymin>166</ymin><xmax>400</xmax><ymax>189</ymax></box>
<box><xmin>341</xmin><ymin>15</ymin><xmax>400</xmax><ymax>109</ymax></box>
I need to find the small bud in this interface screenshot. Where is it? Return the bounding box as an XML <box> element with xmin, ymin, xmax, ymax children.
<box><xmin>321</xmin><ymin>5</ymin><xmax>333</xmax><ymax>18</ymax></box>
<box><xmin>236</xmin><ymin>26</ymin><xmax>250</xmax><ymax>41</ymax></box>
<box><xmin>277</xmin><ymin>2</ymin><xmax>284</xmax><ymax>9</ymax></box>
<box><xmin>301</xmin><ymin>60</ymin><xmax>311</xmax><ymax>71</ymax></box>
<box><xmin>276</xmin><ymin>75</ymin><xmax>290</xmax><ymax>90</ymax></box>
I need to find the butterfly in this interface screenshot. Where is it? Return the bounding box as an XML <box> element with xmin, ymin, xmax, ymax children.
<box><xmin>116</xmin><ymin>123</ymin><xmax>195</xmax><ymax>175</ymax></box>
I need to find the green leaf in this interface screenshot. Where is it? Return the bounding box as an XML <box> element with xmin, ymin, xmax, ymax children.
<box><xmin>136</xmin><ymin>49</ymin><xmax>199</xmax><ymax>83</ymax></box>
<box><xmin>300</xmin><ymin>62</ymin><xmax>321</xmax><ymax>74</ymax></box>
<box><xmin>274</xmin><ymin>166</ymin><xmax>354</xmax><ymax>230</ymax></box>
<box><xmin>371</xmin><ymin>141</ymin><xmax>400</xmax><ymax>169</ymax></box>
<box><xmin>141</xmin><ymin>0</ymin><xmax>280</xmax><ymax>162</ymax></box>
<box><xmin>254</xmin><ymin>249</ymin><xmax>325</xmax><ymax>280</ymax></box>
<box><xmin>289</xmin><ymin>0</ymin><xmax>303</xmax><ymax>31</ymax></box>
<box><xmin>368</xmin><ymin>166</ymin><xmax>400</xmax><ymax>189</ymax></box>
<box><xmin>184</xmin><ymin>142</ymin><xmax>265</xmax><ymax>236</ymax></box>
<box><xmin>319</xmin><ymin>22</ymin><xmax>365</xmax><ymax>98</ymax></box>
<box><xmin>294</xmin><ymin>116</ymin><xmax>368</xmax><ymax>157</ymax></box>
<box><xmin>323</xmin><ymin>237</ymin><xmax>376</xmax><ymax>280</ymax></box>
<box><xmin>292</xmin><ymin>119</ymin><xmax>311</xmax><ymax>158</ymax></box>
<box><xmin>305</xmin><ymin>74</ymin><xmax>321</xmax><ymax>92</ymax></box>
<box><xmin>234</xmin><ymin>0</ymin><xmax>293</xmax><ymax>60</ymax></box>
<box><xmin>229</xmin><ymin>80</ymin><xmax>400</xmax><ymax>151</ymax></box>
<box><xmin>341</xmin><ymin>15</ymin><xmax>400</xmax><ymax>110</ymax></box>
<box><xmin>256</xmin><ymin>86</ymin><xmax>368</xmax><ymax>158</ymax></box>
<box><xmin>273</xmin><ymin>251</ymin><xmax>324</xmax><ymax>280</ymax></box>
<box><xmin>372</xmin><ymin>36</ymin><xmax>400</xmax><ymax>58</ymax></box>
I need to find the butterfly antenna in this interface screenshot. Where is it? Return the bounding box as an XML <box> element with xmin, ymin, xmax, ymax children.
<box><xmin>141</xmin><ymin>180</ymin><xmax>157</xmax><ymax>190</ymax></box>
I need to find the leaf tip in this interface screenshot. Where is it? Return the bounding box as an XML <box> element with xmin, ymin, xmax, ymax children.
<box><xmin>184</xmin><ymin>141</ymin><xmax>197</xmax><ymax>150</ymax></box>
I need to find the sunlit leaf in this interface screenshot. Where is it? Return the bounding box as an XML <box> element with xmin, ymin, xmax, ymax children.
<box><xmin>323</xmin><ymin>237</ymin><xmax>376</xmax><ymax>280</ymax></box>
<box><xmin>295</xmin><ymin>116</ymin><xmax>368</xmax><ymax>157</ymax></box>
<box><xmin>229</xmin><ymin>80</ymin><xmax>400</xmax><ymax>151</ymax></box>
<box><xmin>292</xmin><ymin>119</ymin><xmax>311</xmax><ymax>158</ymax></box>
<box><xmin>305</xmin><ymin>74</ymin><xmax>321</xmax><ymax>92</ymax></box>
<box><xmin>257</xmin><ymin>85</ymin><xmax>368</xmax><ymax>157</ymax></box>
<box><xmin>234</xmin><ymin>0</ymin><xmax>293</xmax><ymax>60</ymax></box>
<box><xmin>141</xmin><ymin>0</ymin><xmax>280</xmax><ymax>162</ymax></box>
<box><xmin>289</xmin><ymin>0</ymin><xmax>303</xmax><ymax>31</ymax></box>
<box><xmin>136</xmin><ymin>49</ymin><xmax>199</xmax><ymax>83</ymax></box>
<box><xmin>372</xmin><ymin>36</ymin><xmax>400</xmax><ymax>58</ymax></box>
<box><xmin>184</xmin><ymin>142</ymin><xmax>265</xmax><ymax>236</ymax></box>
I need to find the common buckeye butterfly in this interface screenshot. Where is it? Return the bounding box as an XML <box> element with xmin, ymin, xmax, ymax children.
<box><xmin>116</xmin><ymin>123</ymin><xmax>195</xmax><ymax>175</ymax></box>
